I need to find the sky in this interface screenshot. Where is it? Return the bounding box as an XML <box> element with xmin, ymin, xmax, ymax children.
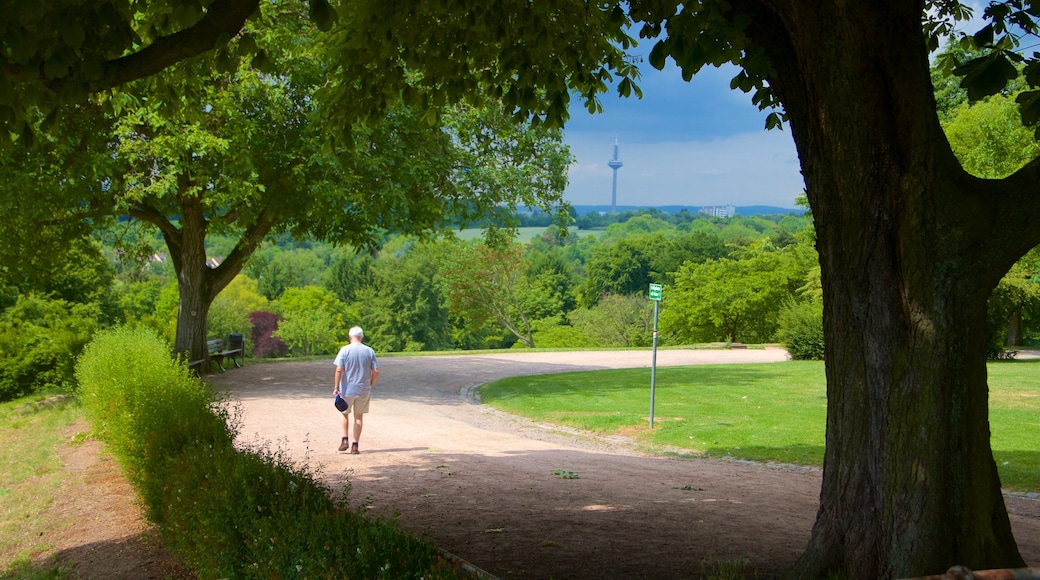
<box><xmin>560</xmin><ymin>4</ymin><xmax>988</xmax><ymax>210</ymax></box>
<box><xmin>562</xmin><ymin>55</ymin><xmax>805</xmax><ymax>210</ymax></box>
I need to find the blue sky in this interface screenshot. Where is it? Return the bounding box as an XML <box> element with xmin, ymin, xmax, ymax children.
<box><xmin>561</xmin><ymin>4</ymin><xmax>988</xmax><ymax>210</ymax></box>
<box><xmin>562</xmin><ymin>55</ymin><xmax>804</xmax><ymax>209</ymax></box>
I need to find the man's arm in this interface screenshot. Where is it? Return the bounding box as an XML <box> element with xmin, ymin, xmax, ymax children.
<box><xmin>334</xmin><ymin>366</ymin><xmax>342</xmax><ymax>395</ymax></box>
<box><xmin>370</xmin><ymin>368</ymin><xmax>380</xmax><ymax>387</ymax></box>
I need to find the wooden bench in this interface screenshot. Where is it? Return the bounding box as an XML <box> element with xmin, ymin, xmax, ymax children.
<box><xmin>188</xmin><ymin>333</ymin><xmax>245</xmax><ymax>373</ymax></box>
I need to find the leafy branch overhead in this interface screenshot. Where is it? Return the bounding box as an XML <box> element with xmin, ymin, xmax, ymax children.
<box><xmin>948</xmin><ymin>0</ymin><xmax>1040</xmax><ymax>135</ymax></box>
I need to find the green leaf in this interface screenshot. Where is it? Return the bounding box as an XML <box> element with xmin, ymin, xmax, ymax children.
<box><xmin>250</xmin><ymin>50</ymin><xmax>270</xmax><ymax>72</ymax></box>
<box><xmin>1016</xmin><ymin>89</ymin><xmax>1040</xmax><ymax>127</ymax></box>
<box><xmin>974</xmin><ymin>23</ymin><xmax>995</xmax><ymax>47</ymax></box>
<box><xmin>44</xmin><ymin>54</ymin><xmax>69</xmax><ymax>80</ymax></box>
<box><xmin>648</xmin><ymin>42</ymin><xmax>667</xmax><ymax>71</ymax></box>
<box><xmin>236</xmin><ymin>34</ymin><xmax>258</xmax><ymax>56</ymax></box>
<box><xmin>59</xmin><ymin>19</ymin><xmax>86</xmax><ymax>50</ymax></box>
<box><xmin>309</xmin><ymin>0</ymin><xmax>337</xmax><ymax>32</ymax></box>
<box><xmin>955</xmin><ymin>52</ymin><xmax>1018</xmax><ymax>101</ymax></box>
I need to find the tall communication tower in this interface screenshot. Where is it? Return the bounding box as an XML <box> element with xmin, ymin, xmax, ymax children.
<box><xmin>607</xmin><ymin>138</ymin><xmax>623</xmax><ymax>213</ymax></box>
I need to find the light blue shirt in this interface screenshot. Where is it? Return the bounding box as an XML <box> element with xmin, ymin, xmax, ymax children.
<box><xmin>333</xmin><ymin>342</ymin><xmax>379</xmax><ymax>398</ymax></box>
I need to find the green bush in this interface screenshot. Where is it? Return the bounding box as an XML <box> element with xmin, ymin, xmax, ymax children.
<box><xmin>775</xmin><ymin>299</ymin><xmax>824</xmax><ymax>360</ymax></box>
<box><xmin>76</xmin><ymin>325</ymin><xmax>232</xmax><ymax>513</ymax></box>
<box><xmin>75</xmin><ymin>325</ymin><xmax>462</xmax><ymax>579</ymax></box>
<box><xmin>0</xmin><ymin>294</ymin><xmax>101</xmax><ymax>402</ymax></box>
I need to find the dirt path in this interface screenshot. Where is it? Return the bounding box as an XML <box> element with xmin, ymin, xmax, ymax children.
<box><xmin>208</xmin><ymin>349</ymin><xmax>1040</xmax><ymax>579</ymax></box>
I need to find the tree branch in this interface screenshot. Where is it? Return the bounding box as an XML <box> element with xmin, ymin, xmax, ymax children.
<box><xmin>205</xmin><ymin>206</ymin><xmax>276</xmax><ymax>299</ymax></box>
<box><xmin>982</xmin><ymin>156</ymin><xmax>1040</xmax><ymax>265</ymax></box>
<box><xmin>81</xmin><ymin>0</ymin><xmax>260</xmax><ymax>93</ymax></box>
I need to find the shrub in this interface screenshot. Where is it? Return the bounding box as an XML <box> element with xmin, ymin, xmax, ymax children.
<box><xmin>76</xmin><ymin>325</ymin><xmax>462</xmax><ymax>579</ymax></box>
<box><xmin>273</xmin><ymin>308</ymin><xmax>338</xmax><ymax>356</ymax></box>
<box><xmin>775</xmin><ymin>299</ymin><xmax>825</xmax><ymax>360</ymax></box>
<box><xmin>250</xmin><ymin>311</ymin><xmax>288</xmax><ymax>358</ymax></box>
<box><xmin>75</xmin><ymin>325</ymin><xmax>232</xmax><ymax>512</ymax></box>
<box><xmin>0</xmin><ymin>294</ymin><xmax>101</xmax><ymax>402</ymax></box>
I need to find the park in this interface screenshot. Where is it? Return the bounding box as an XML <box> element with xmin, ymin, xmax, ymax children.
<box><xmin>5</xmin><ymin>1</ymin><xmax>1040</xmax><ymax>577</ymax></box>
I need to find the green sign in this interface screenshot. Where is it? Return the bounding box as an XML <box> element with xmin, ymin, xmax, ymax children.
<box><xmin>648</xmin><ymin>283</ymin><xmax>663</xmax><ymax>301</ymax></box>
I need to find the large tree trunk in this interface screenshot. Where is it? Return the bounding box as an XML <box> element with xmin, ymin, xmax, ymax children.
<box><xmin>146</xmin><ymin>193</ymin><xmax>270</xmax><ymax>371</ymax></box>
<box><xmin>732</xmin><ymin>1</ymin><xmax>1040</xmax><ymax>576</ymax></box>
<box><xmin>1006</xmin><ymin>309</ymin><xmax>1023</xmax><ymax>347</ymax></box>
<box><xmin>170</xmin><ymin>196</ymin><xmax>216</xmax><ymax>367</ymax></box>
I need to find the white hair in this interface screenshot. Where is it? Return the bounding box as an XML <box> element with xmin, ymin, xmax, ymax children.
<box><xmin>348</xmin><ymin>326</ymin><xmax>364</xmax><ymax>338</ymax></box>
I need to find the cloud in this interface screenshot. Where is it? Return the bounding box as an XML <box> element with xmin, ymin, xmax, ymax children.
<box><xmin>564</xmin><ymin>130</ymin><xmax>804</xmax><ymax>208</ymax></box>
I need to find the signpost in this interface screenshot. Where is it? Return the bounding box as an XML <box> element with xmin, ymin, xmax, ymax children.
<box><xmin>648</xmin><ymin>283</ymin><xmax>662</xmax><ymax>428</ymax></box>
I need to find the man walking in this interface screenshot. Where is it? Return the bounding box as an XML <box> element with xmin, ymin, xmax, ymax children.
<box><xmin>333</xmin><ymin>326</ymin><xmax>379</xmax><ymax>454</ymax></box>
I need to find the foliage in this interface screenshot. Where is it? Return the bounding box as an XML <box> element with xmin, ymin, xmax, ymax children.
<box><xmin>442</xmin><ymin>241</ymin><xmax>537</xmax><ymax>347</ymax></box>
<box><xmin>664</xmin><ymin>244</ymin><xmax>812</xmax><ymax>344</ymax></box>
<box><xmin>138</xmin><ymin>282</ymin><xmax>179</xmax><ymax>347</ymax></box>
<box><xmin>253</xmin><ymin>250</ymin><xmax>329</xmax><ymax>302</ymax></box>
<box><xmin>775</xmin><ymin>300</ymin><xmax>825</xmax><ymax>360</ymax></box>
<box><xmin>73</xmin><ymin>324</ymin><xmax>462</xmax><ymax>578</ymax></box>
<box><xmin>3</xmin><ymin>1</ymin><xmax>575</xmax><ymax>367</ymax></box>
<box><xmin>249</xmin><ymin>311</ymin><xmax>288</xmax><ymax>359</ymax></box>
<box><xmin>569</xmin><ymin>294</ymin><xmax>655</xmax><ymax>348</ymax></box>
<box><xmin>0</xmin><ymin>236</ymin><xmax>120</xmax><ymax>325</ymax></box>
<box><xmin>7</xmin><ymin>0</ymin><xmax>1036</xmax><ymax>573</ymax></box>
<box><xmin>273</xmin><ymin>309</ymin><xmax>339</xmax><ymax>356</ymax></box>
<box><xmin>323</xmin><ymin>250</ymin><xmax>374</xmax><ymax>305</ymax></box>
<box><xmin>0</xmin><ymin>295</ymin><xmax>101</xmax><ymax>402</ymax></box>
<box><xmin>943</xmin><ymin>92</ymin><xmax>1040</xmax><ymax>178</ymax></box>
<box><xmin>358</xmin><ymin>243</ymin><xmax>453</xmax><ymax>352</ymax></box>
<box><xmin>528</xmin><ymin>317</ymin><xmax>600</xmax><ymax>349</ymax></box>
<box><xmin>987</xmin><ymin>247</ymin><xmax>1040</xmax><ymax>352</ymax></box>
<box><xmin>116</xmin><ymin>279</ymin><xmax>165</xmax><ymax>323</ymax></box>
<box><xmin>75</xmin><ymin>326</ymin><xmax>231</xmax><ymax>497</ymax></box>
<box><xmin>579</xmin><ymin>237</ymin><xmax>659</xmax><ymax>306</ymax></box>
<box><xmin>941</xmin><ymin>91</ymin><xmax>1040</xmax><ymax>351</ymax></box>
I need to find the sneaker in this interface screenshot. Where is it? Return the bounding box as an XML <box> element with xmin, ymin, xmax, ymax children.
<box><xmin>338</xmin><ymin>438</ymin><xmax>349</xmax><ymax>452</ymax></box>
<box><xmin>350</xmin><ymin>442</ymin><xmax>360</xmax><ymax>454</ymax></box>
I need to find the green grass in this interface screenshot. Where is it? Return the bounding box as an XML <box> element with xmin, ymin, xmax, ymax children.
<box><xmin>987</xmin><ymin>361</ymin><xmax>1040</xmax><ymax>490</ymax></box>
<box><xmin>0</xmin><ymin>393</ymin><xmax>83</xmax><ymax>577</ymax></box>
<box><xmin>481</xmin><ymin>359</ymin><xmax>1040</xmax><ymax>491</ymax></box>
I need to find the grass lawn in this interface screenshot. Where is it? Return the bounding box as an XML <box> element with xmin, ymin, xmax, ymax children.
<box><xmin>481</xmin><ymin>359</ymin><xmax>1040</xmax><ymax>492</ymax></box>
<box><xmin>0</xmin><ymin>394</ymin><xmax>83</xmax><ymax>576</ymax></box>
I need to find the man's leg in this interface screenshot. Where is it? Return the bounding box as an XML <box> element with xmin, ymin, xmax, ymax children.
<box><xmin>351</xmin><ymin>412</ymin><xmax>364</xmax><ymax>453</ymax></box>
<box><xmin>338</xmin><ymin>411</ymin><xmax>351</xmax><ymax>451</ymax></box>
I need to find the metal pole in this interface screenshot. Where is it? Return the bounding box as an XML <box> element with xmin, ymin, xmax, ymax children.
<box><xmin>650</xmin><ymin>298</ymin><xmax>659</xmax><ymax>429</ymax></box>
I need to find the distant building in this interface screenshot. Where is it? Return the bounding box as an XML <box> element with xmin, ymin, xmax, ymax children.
<box><xmin>698</xmin><ymin>205</ymin><xmax>737</xmax><ymax>218</ymax></box>
<box><xmin>607</xmin><ymin>138</ymin><xmax>623</xmax><ymax>213</ymax></box>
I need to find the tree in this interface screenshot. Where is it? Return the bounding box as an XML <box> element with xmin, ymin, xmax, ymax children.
<box><xmin>579</xmin><ymin>237</ymin><xmax>660</xmax><ymax>305</ymax></box>
<box><xmin>0</xmin><ymin>0</ymin><xmax>262</xmax><ymax>145</ymax></box>
<box><xmin>942</xmin><ymin>91</ymin><xmax>1040</xmax><ymax>352</ymax></box>
<box><xmin>357</xmin><ymin>243</ymin><xmax>452</xmax><ymax>352</ymax></box>
<box><xmin>13</xmin><ymin>0</ymin><xmax>1040</xmax><ymax>574</ymax></box>
<box><xmin>326</xmin><ymin>1</ymin><xmax>1040</xmax><ymax>575</ymax></box>
<box><xmin>269</xmin><ymin>285</ymin><xmax>351</xmax><ymax>356</ymax></box>
<box><xmin>442</xmin><ymin>241</ymin><xmax>537</xmax><ymax>347</ymax></box>
<box><xmin>664</xmin><ymin>243</ymin><xmax>810</xmax><ymax>344</ymax></box>
<box><xmin>987</xmin><ymin>247</ymin><xmax>1040</xmax><ymax>349</ymax></box>
<box><xmin>569</xmin><ymin>293</ymin><xmax>654</xmax><ymax>348</ymax></box>
<box><xmin>4</xmin><ymin>2</ymin><xmax>572</xmax><ymax>370</ymax></box>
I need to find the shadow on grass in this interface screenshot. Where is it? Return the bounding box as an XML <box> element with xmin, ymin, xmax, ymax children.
<box><xmin>994</xmin><ymin>450</ymin><xmax>1040</xmax><ymax>493</ymax></box>
<box><xmin>1</xmin><ymin>529</ymin><xmax>191</xmax><ymax>580</ymax></box>
<box><xmin>702</xmin><ymin>444</ymin><xmax>826</xmax><ymax>467</ymax></box>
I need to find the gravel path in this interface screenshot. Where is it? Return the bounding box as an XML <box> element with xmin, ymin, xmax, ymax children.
<box><xmin>208</xmin><ymin>348</ymin><xmax>1040</xmax><ymax>579</ymax></box>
